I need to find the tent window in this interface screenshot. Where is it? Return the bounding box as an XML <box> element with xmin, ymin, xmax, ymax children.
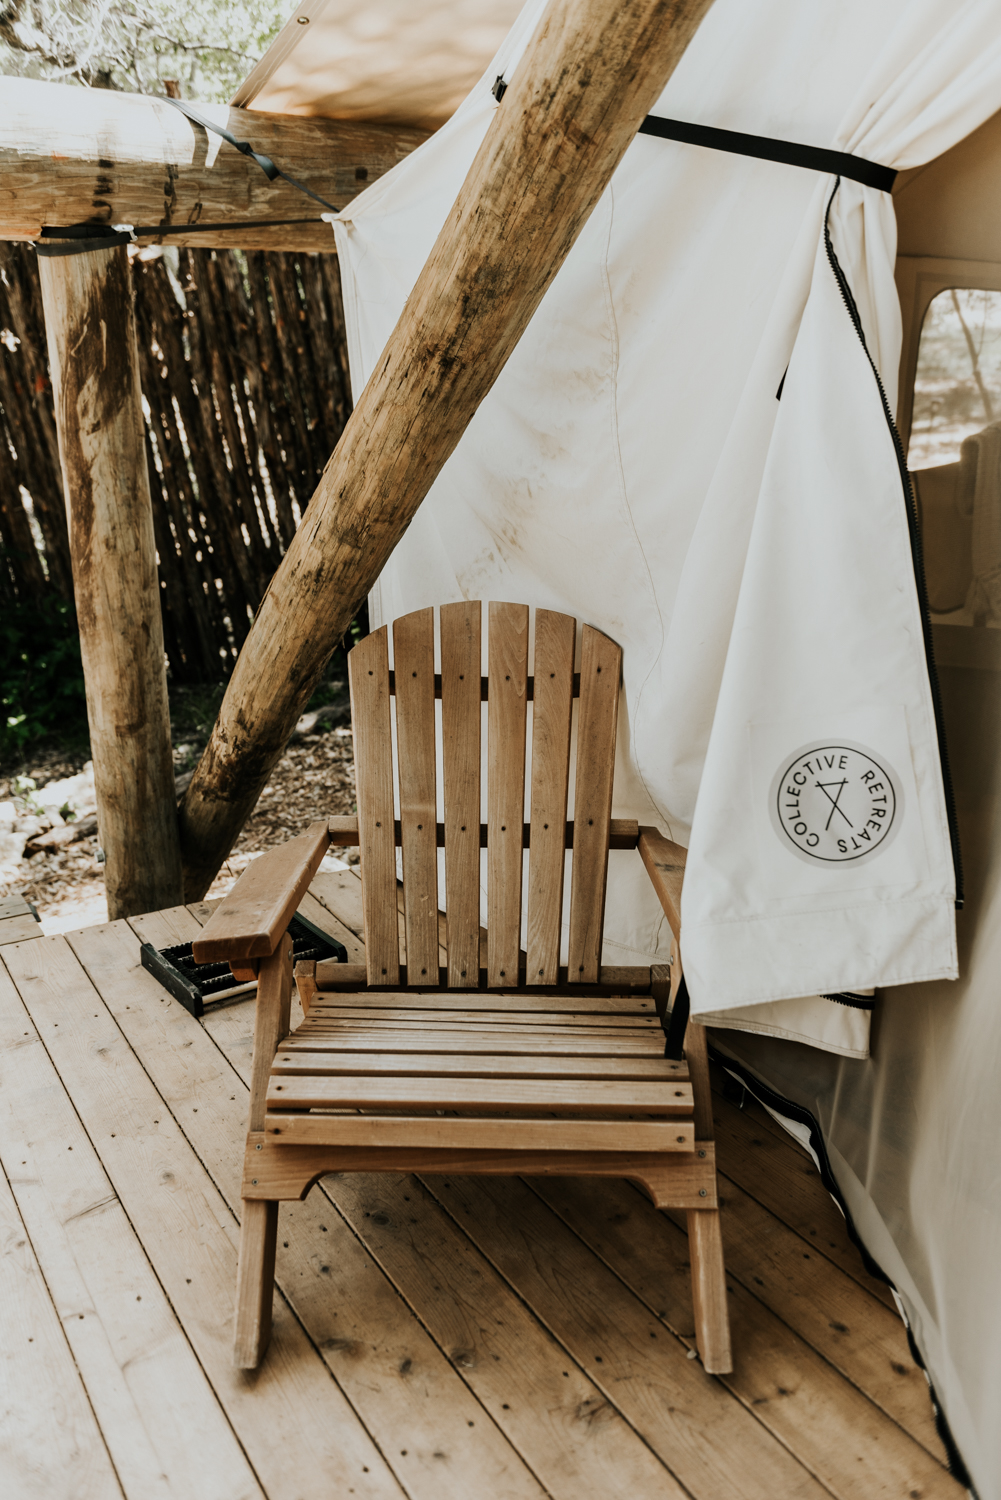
<box><xmin>909</xmin><ymin>288</ymin><xmax>1001</xmax><ymax>625</ymax></box>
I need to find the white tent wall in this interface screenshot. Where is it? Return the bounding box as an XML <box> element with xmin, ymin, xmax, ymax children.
<box><xmin>328</xmin><ymin>8</ymin><xmax>1001</xmax><ymax>1488</ymax></box>
<box><xmin>332</xmin><ymin>0</ymin><xmax>1001</xmax><ymax>1067</ymax></box>
<box><xmin>711</xmin><ymin>112</ymin><xmax>1001</xmax><ymax>1499</ymax></box>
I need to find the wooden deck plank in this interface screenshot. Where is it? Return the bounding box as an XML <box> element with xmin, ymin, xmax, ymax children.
<box><xmin>77</xmin><ymin>917</ymin><xmax>545</xmax><ymax>1500</ymax></box>
<box><xmin>709</xmin><ymin>1087</ymin><xmax>898</xmax><ymax>1311</ymax></box>
<box><xmin>0</xmin><ymin>1131</ymin><xmax>122</xmax><ymax>1499</ymax></box>
<box><xmin>196</xmin><ymin>941</ymin><xmax>695</xmax><ymax>1500</ymax></box>
<box><xmin>0</xmin><ymin>959</ymin><xmax>263</xmax><ymax>1500</ymax></box>
<box><xmin>296</xmin><ymin>890</ymin><xmax>366</xmax><ymax>963</ymax></box>
<box><xmin>679</xmin><ymin>1172</ymin><xmax>943</xmax><ymax>1457</ymax></box>
<box><xmin>307</xmin><ymin>869</ymin><xmax>367</xmax><ymax>943</ymax></box>
<box><xmin>422</xmin><ymin>1175</ymin><xmax>828</xmax><ymax>1500</ymax></box>
<box><xmin>3</xmin><ymin>933</ymin><xmax>405</xmax><ymax>1500</ymax></box>
<box><xmin>529</xmin><ymin>1175</ymin><xmax>960</xmax><ymax>1499</ymax></box>
<box><xmin>0</xmin><ymin>911</ymin><xmax>43</xmax><ymax>946</ymax></box>
<box><xmin>311</xmin><ymin>1170</ymin><xmax>689</xmax><ymax>1499</ymax></box>
<box><xmin>0</xmin><ymin>883</ymin><xmax>951</xmax><ymax>1498</ymax></box>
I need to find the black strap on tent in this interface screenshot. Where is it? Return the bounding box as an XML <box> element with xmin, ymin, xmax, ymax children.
<box><xmin>637</xmin><ymin>116</ymin><xmax>896</xmax><ymax>193</ymax></box>
<box><xmin>662</xmin><ymin>973</ymin><xmax>691</xmax><ymax>1060</ymax></box>
<box><xmin>34</xmin><ymin>96</ymin><xmax>341</xmax><ymax>258</ymax></box>
<box><xmin>35</xmin><ymin>217</ymin><xmax>325</xmax><ymax>257</ymax></box>
<box><xmin>490</xmin><ymin>79</ymin><xmax>896</xmax><ymax>193</ymax></box>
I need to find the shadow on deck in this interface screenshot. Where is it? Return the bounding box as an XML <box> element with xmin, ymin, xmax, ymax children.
<box><xmin>0</xmin><ymin>874</ymin><xmax>961</xmax><ymax>1500</ymax></box>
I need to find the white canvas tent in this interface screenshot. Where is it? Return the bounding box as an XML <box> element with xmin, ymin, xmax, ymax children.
<box><xmin>240</xmin><ymin>1</ymin><xmax>1001</xmax><ymax>1492</ymax></box>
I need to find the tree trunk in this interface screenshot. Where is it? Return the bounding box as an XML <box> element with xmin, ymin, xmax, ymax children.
<box><xmin>179</xmin><ymin>0</ymin><xmax>715</xmax><ymax>897</ymax></box>
<box><xmin>38</xmin><ymin>244</ymin><xmax>183</xmax><ymax>918</ymax></box>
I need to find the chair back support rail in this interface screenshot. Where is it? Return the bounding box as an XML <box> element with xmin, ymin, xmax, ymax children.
<box><xmin>348</xmin><ymin>603</ymin><xmax>622</xmax><ymax>991</ymax></box>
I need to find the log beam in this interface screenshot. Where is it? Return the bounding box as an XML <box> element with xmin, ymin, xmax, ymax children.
<box><xmin>0</xmin><ymin>77</ymin><xmax>429</xmax><ymax>253</ymax></box>
<box><xmin>179</xmin><ymin>0</ymin><xmax>715</xmax><ymax>898</ymax></box>
<box><xmin>38</xmin><ymin>245</ymin><xmax>183</xmax><ymax>918</ymax></box>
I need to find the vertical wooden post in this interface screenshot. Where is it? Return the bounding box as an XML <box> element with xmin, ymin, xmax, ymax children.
<box><xmin>38</xmin><ymin>245</ymin><xmax>183</xmax><ymax>919</ymax></box>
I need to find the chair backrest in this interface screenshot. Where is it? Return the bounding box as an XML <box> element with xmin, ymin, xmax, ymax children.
<box><xmin>348</xmin><ymin>602</ymin><xmax>621</xmax><ymax>988</ymax></box>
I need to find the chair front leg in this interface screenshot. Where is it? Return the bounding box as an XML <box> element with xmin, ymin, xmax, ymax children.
<box><xmin>234</xmin><ymin>933</ymin><xmax>293</xmax><ymax>1369</ymax></box>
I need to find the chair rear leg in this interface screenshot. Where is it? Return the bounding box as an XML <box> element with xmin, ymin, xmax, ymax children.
<box><xmin>687</xmin><ymin>1207</ymin><xmax>732</xmax><ymax>1374</ymax></box>
<box><xmin>234</xmin><ymin>1199</ymin><xmax>279</xmax><ymax>1369</ymax></box>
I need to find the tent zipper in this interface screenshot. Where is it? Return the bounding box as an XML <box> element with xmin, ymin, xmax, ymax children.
<box><xmin>822</xmin><ymin>181</ymin><xmax>963</xmax><ymax>907</ymax></box>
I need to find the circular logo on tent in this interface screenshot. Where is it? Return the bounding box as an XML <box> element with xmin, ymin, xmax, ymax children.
<box><xmin>773</xmin><ymin>744</ymin><xmax>897</xmax><ymax>862</ymax></box>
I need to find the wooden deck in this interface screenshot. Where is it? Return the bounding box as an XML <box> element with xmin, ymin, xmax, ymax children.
<box><xmin>0</xmin><ymin>873</ymin><xmax>963</xmax><ymax>1500</ymax></box>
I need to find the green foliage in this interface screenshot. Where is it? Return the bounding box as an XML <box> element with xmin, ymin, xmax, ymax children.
<box><xmin>0</xmin><ymin>0</ymin><xmax>295</xmax><ymax>100</ymax></box>
<box><xmin>0</xmin><ymin>594</ymin><xmax>88</xmax><ymax>761</ymax></box>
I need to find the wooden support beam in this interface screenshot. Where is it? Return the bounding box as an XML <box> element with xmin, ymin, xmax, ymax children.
<box><xmin>179</xmin><ymin>0</ymin><xmax>715</xmax><ymax>898</ymax></box>
<box><xmin>0</xmin><ymin>77</ymin><xmax>429</xmax><ymax>253</ymax></box>
<box><xmin>38</xmin><ymin>245</ymin><xmax>183</xmax><ymax>919</ymax></box>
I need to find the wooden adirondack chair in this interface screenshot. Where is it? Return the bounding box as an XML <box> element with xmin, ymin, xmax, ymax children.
<box><xmin>193</xmin><ymin>602</ymin><xmax>732</xmax><ymax>1373</ymax></box>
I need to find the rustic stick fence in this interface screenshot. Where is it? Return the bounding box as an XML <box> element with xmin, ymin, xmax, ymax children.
<box><xmin>0</xmin><ymin>241</ymin><xmax>353</xmax><ymax>683</ymax></box>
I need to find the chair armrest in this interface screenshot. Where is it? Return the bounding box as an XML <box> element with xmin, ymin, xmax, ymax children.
<box><xmin>192</xmin><ymin>820</ymin><xmax>330</xmax><ymax>963</ymax></box>
<box><xmin>637</xmin><ymin>826</ymin><xmax>687</xmax><ymax>942</ymax></box>
<box><xmin>328</xmin><ymin>815</ymin><xmax>359</xmax><ymax>844</ymax></box>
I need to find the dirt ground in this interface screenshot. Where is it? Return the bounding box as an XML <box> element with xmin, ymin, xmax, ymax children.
<box><xmin>0</xmin><ymin>727</ymin><xmax>357</xmax><ymax>934</ymax></box>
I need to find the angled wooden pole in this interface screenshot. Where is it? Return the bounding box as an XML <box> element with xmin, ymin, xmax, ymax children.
<box><xmin>180</xmin><ymin>0</ymin><xmax>716</xmax><ymax>898</ymax></box>
<box><xmin>39</xmin><ymin>245</ymin><xmax>183</xmax><ymax>919</ymax></box>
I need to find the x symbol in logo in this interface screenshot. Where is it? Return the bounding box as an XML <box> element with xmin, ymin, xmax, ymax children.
<box><xmin>816</xmin><ymin>779</ymin><xmax>853</xmax><ymax>831</ymax></box>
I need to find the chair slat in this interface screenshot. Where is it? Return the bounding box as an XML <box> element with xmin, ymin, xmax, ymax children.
<box><xmin>283</xmin><ymin>1030</ymin><xmax>670</xmax><ymax>1056</ymax></box>
<box><xmin>348</xmin><ymin>627</ymin><xmax>400</xmax><ymax>984</ymax></box>
<box><xmin>264</xmin><ymin>1114</ymin><xmax>695</xmax><ymax>1153</ymax></box>
<box><xmin>526</xmin><ymin>610</ymin><xmax>575</xmax><ymax>985</ymax></box>
<box><xmin>273</xmin><ymin>1052</ymin><xmax>682</xmax><ymax>1080</ymax></box>
<box><xmin>268</xmin><ymin>1075</ymin><xmax>693</xmax><ymax>1115</ymax></box>
<box><xmin>567</xmin><ymin>625</ymin><xmax>622</xmax><ymax>983</ymax></box>
<box><xmin>487</xmin><ymin>602</ymin><xmax>529</xmax><ymax>985</ymax></box>
<box><xmin>440</xmin><ymin>601</ymin><xmax>482</xmax><ymax>987</ymax></box>
<box><xmin>393</xmin><ymin>609</ymin><xmax>439</xmax><ymax>984</ymax></box>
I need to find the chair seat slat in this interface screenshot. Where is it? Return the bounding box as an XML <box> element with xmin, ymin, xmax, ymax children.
<box><xmin>263</xmin><ymin>1114</ymin><xmax>696</xmax><ymax>1152</ymax></box>
<box><xmin>281</xmin><ymin>1030</ymin><xmax>670</xmax><ymax>1056</ymax></box>
<box><xmin>272</xmin><ymin>1051</ymin><xmax>685</xmax><ymax>1080</ymax></box>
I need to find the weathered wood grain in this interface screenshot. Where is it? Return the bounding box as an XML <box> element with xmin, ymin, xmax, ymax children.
<box><xmin>38</xmin><ymin>244</ymin><xmax>183</xmax><ymax>919</ymax></box>
<box><xmin>0</xmin><ymin>77</ymin><xmax>428</xmax><ymax>252</ymax></box>
<box><xmin>0</xmin><ymin>958</ymin><xmax>260</xmax><ymax>1499</ymax></box>
<box><xmin>394</xmin><ymin>609</ymin><xmax>439</xmax><ymax>983</ymax></box>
